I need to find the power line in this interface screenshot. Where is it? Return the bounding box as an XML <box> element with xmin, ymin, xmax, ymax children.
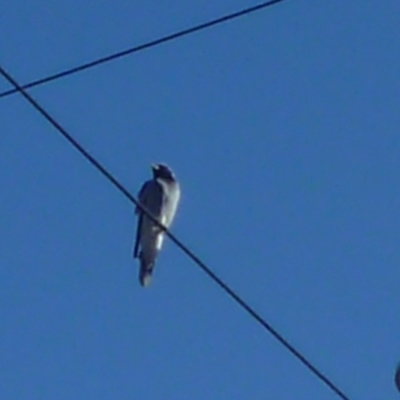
<box><xmin>0</xmin><ymin>0</ymin><xmax>289</xmax><ymax>100</ymax></box>
<box><xmin>0</xmin><ymin>65</ymin><xmax>352</xmax><ymax>400</ymax></box>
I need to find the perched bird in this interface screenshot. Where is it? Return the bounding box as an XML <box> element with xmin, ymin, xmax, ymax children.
<box><xmin>133</xmin><ymin>163</ymin><xmax>180</xmax><ymax>286</ymax></box>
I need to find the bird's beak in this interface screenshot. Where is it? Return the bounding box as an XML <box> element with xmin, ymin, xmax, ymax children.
<box><xmin>151</xmin><ymin>163</ymin><xmax>159</xmax><ymax>171</ymax></box>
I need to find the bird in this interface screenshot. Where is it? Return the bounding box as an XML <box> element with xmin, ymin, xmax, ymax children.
<box><xmin>133</xmin><ymin>163</ymin><xmax>181</xmax><ymax>286</ymax></box>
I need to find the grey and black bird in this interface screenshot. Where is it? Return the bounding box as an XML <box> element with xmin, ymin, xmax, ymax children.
<box><xmin>133</xmin><ymin>163</ymin><xmax>181</xmax><ymax>286</ymax></box>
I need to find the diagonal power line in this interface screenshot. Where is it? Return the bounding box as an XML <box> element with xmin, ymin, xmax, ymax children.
<box><xmin>0</xmin><ymin>65</ymin><xmax>352</xmax><ymax>400</ymax></box>
<box><xmin>0</xmin><ymin>0</ymin><xmax>289</xmax><ymax>100</ymax></box>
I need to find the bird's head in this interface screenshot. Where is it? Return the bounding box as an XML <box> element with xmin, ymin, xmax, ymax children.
<box><xmin>151</xmin><ymin>163</ymin><xmax>176</xmax><ymax>181</ymax></box>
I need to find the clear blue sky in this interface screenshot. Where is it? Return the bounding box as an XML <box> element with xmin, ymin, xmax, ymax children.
<box><xmin>1</xmin><ymin>1</ymin><xmax>399</xmax><ymax>399</ymax></box>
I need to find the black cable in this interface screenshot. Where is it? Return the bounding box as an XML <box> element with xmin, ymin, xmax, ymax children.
<box><xmin>0</xmin><ymin>65</ymin><xmax>352</xmax><ymax>400</ymax></box>
<box><xmin>0</xmin><ymin>0</ymin><xmax>289</xmax><ymax>100</ymax></box>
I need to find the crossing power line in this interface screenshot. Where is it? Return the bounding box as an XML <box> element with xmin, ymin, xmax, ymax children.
<box><xmin>0</xmin><ymin>64</ymin><xmax>352</xmax><ymax>400</ymax></box>
<box><xmin>0</xmin><ymin>0</ymin><xmax>289</xmax><ymax>100</ymax></box>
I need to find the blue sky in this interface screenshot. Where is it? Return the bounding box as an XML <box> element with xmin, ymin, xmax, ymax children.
<box><xmin>1</xmin><ymin>1</ymin><xmax>400</xmax><ymax>399</ymax></box>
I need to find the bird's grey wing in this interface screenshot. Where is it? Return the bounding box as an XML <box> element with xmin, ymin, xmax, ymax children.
<box><xmin>133</xmin><ymin>180</ymin><xmax>164</xmax><ymax>258</ymax></box>
<box><xmin>133</xmin><ymin>181</ymin><xmax>150</xmax><ymax>257</ymax></box>
<box><xmin>136</xmin><ymin>180</ymin><xmax>165</xmax><ymax>218</ymax></box>
<box><xmin>139</xmin><ymin>180</ymin><xmax>164</xmax><ymax>221</ymax></box>
<box><xmin>133</xmin><ymin>213</ymin><xmax>143</xmax><ymax>258</ymax></box>
<box><xmin>135</xmin><ymin>181</ymin><xmax>151</xmax><ymax>215</ymax></box>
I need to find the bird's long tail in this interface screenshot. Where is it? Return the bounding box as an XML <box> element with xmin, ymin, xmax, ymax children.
<box><xmin>139</xmin><ymin>258</ymin><xmax>155</xmax><ymax>287</ymax></box>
